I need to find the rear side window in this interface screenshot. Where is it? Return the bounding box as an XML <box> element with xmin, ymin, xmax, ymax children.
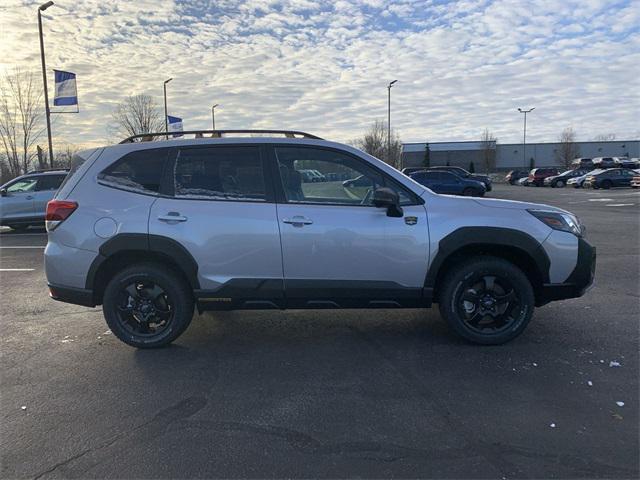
<box><xmin>173</xmin><ymin>146</ymin><xmax>266</xmax><ymax>202</ymax></box>
<box><xmin>36</xmin><ymin>175</ymin><xmax>66</xmax><ymax>191</ymax></box>
<box><xmin>98</xmin><ymin>148</ymin><xmax>168</xmax><ymax>194</ymax></box>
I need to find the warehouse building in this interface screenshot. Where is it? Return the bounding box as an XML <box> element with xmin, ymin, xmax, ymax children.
<box><xmin>401</xmin><ymin>140</ymin><xmax>639</xmax><ymax>172</ymax></box>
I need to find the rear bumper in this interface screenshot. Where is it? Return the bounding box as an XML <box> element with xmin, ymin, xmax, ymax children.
<box><xmin>539</xmin><ymin>238</ymin><xmax>596</xmax><ymax>304</ymax></box>
<box><xmin>48</xmin><ymin>283</ymin><xmax>96</xmax><ymax>307</ymax></box>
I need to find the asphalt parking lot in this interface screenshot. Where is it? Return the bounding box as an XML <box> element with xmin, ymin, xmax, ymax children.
<box><xmin>1</xmin><ymin>184</ymin><xmax>638</xmax><ymax>479</ymax></box>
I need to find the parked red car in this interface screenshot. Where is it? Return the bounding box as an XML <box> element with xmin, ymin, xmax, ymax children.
<box><xmin>528</xmin><ymin>167</ymin><xmax>559</xmax><ymax>187</ymax></box>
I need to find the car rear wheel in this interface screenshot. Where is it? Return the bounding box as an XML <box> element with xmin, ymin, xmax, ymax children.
<box><xmin>438</xmin><ymin>256</ymin><xmax>535</xmax><ymax>345</ymax></box>
<box><xmin>103</xmin><ymin>263</ymin><xmax>194</xmax><ymax>348</ymax></box>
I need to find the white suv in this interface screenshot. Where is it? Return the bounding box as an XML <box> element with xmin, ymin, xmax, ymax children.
<box><xmin>44</xmin><ymin>130</ymin><xmax>596</xmax><ymax>348</ymax></box>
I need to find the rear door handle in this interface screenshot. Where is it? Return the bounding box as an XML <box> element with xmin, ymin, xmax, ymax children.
<box><xmin>282</xmin><ymin>216</ymin><xmax>313</xmax><ymax>227</ymax></box>
<box><xmin>158</xmin><ymin>212</ymin><xmax>188</xmax><ymax>223</ymax></box>
<box><xmin>25</xmin><ymin>195</ymin><xmax>34</xmax><ymax>200</ymax></box>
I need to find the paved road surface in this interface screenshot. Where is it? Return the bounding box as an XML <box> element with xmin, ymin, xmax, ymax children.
<box><xmin>1</xmin><ymin>184</ymin><xmax>638</xmax><ymax>478</ymax></box>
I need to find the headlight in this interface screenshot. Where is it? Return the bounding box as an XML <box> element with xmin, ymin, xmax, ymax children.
<box><xmin>528</xmin><ymin>209</ymin><xmax>583</xmax><ymax>237</ymax></box>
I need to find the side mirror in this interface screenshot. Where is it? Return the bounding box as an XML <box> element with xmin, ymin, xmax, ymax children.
<box><xmin>373</xmin><ymin>187</ymin><xmax>403</xmax><ymax>218</ymax></box>
<box><xmin>0</xmin><ymin>188</ymin><xmax>6</xmax><ymax>197</ymax></box>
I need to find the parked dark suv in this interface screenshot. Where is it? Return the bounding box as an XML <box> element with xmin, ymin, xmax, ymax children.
<box><xmin>583</xmin><ymin>168</ymin><xmax>635</xmax><ymax>189</ymax></box>
<box><xmin>409</xmin><ymin>170</ymin><xmax>486</xmax><ymax>196</ymax></box>
<box><xmin>544</xmin><ymin>169</ymin><xmax>590</xmax><ymax>188</ymax></box>
<box><xmin>528</xmin><ymin>168</ymin><xmax>559</xmax><ymax>187</ymax></box>
<box><xmin>423</xmin><ymin>166</ymin><xmax>492</xmax><ymax>192</ymax></box>
<box><xmin>505</xmin><ymin>170</ymin><xmax>528</xmax><ymax>185</ymax></box>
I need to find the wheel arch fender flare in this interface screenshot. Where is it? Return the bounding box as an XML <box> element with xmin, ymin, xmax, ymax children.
<box><xmin>86</xmin><ymin>233</ymin><xmax>200</xmax><ymax>297</ymax></box>
<box><xmin>425</xmin><ymin>227</ymin><xmax>551</xmax><ymax>293</ymax></box>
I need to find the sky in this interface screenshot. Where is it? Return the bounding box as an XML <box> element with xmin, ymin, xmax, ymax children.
<box><xmin>1</xmin><ymin>0</ymin><xmax>639</xmax><ymax>149</ymax></box>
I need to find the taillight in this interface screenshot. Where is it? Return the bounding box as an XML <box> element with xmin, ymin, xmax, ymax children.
<box><xmin>46</xmin><ymin>200</ymin><xmax>78</xmax><ymax>231</ymax></box>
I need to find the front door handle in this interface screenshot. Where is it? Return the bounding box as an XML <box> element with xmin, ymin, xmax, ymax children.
<box><xmin>282</xmin><ymin>216</ymin><xmax>313</xmax><ymax>227</ymax></box>
<box><xmin>158</xmin><ymin>212</ymin><xmax>188</xmax><ymax>223</ymax></box>
<box><xmin>25</xmin><ymin>195</ymin><xmax>34</xmax><ymax>200</ymax></box>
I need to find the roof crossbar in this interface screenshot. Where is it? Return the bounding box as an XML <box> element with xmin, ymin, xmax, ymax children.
<box><xmin>119</xmin><ymin>129</ymin><xmax>323</xmax><ymax>144</ymax></box>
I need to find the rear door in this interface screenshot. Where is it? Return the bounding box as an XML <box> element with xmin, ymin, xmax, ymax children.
<box><xmin>271</xmin><ymin>145</ymin><xmax>429</xmax><ymax>308</ymax></box>
<box><xmin>149</xmin><ymin>145</ymin><xmax>284</xmax><ymax>307</ymax></box>
<box><xmin>32</xmin><ymin>174</ymin><xmax>66</xmax><ymax>217</ymax></box>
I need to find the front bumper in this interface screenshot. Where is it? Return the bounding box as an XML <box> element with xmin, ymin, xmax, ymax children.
<box><xmin>539</xmin><ymin>238</ymin><xmax>596</xmax><ymax>304</ymax></box>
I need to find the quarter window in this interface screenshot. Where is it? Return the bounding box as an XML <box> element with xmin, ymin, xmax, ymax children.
<box><xmin>99</xmin><ymin>148</ymin><xmax>168</xmax><ymax>194</ymax></box>
<box><xmin>173</xmin><ymin>147</ymin><xmax>266</xmax><ymax>202</ymax></box>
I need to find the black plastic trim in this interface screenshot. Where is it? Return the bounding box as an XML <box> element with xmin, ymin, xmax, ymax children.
<box><xmin>48</xmin><ymin>283</ymin><xmax>95</xmax><ymax>307</ymax></box>
<box><xmin>86</xmin><ymin>233</ymin><xmax>200</xmax><ymax>290</ymax></box>
<box><xmin>425</xmin><ymin>227</ymin><xmax>551</xmax><ymax>289</ymax></box>
<box><xmin>194</xmin><ymin>278</ymin><xmax>431</xmax><ymax>310</ymax></box>
<box><xmin>539</xmin><ymin>238</ymin><xmax>596</xmax><ymax>304</ymax></box>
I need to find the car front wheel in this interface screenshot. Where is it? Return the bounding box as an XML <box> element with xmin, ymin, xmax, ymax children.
<box><xmin>103</xmin><ymin>263</ymin><xmax>194</xmax><ymax>348</ymax></box>
<box><xmin>438</xmin><ymin>256</ymin><xmax>535</xmax><ymax>345</ymax></box>
<box><xmin>556</xmin><ymin>180</ymin><xmax>565</xmax><ymax>187</ymax></box>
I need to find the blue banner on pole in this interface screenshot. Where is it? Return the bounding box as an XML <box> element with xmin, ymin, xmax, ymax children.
<box><xmin>53</xmin><ymin>70</ymin><xmax>78</xmax><ymax>112</ymax></box>
<box><xmin>168</xmin><ymin>115</ymin><xmax>183</xmax><ymax>137</ymax></box>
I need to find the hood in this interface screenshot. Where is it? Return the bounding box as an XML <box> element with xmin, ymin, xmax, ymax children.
<box><xmin>471</xmin><ymin>196</ymin><xmax>566</xmax><ymax>213</ymax></box>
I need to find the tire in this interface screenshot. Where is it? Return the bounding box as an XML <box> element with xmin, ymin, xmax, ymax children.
<box><xmin>103</xmin><ymin>263</ymin><xmax>194</xmax><ymax>348</ymax></box>
<box><xmin>601</xmin><ymin>180</ymin><xmax>612</xmax><ymax>190</ymax></box>
<box><xmin>556</xmin><ymin>180</ymin><xmax>565</xmax><ymax>188</ymax></box>
<box><xmin>438</xmin><ymin>256</ymin><xmax>535</xmax><ymax>345</ymax></box>
<box><xmin>462</xmin><ymin>188</ymin><xmax>475</xmax><ymax>196</ymax></box>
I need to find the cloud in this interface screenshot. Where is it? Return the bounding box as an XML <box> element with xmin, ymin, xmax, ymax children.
<box><xmin>0</xmin><ymin>0</ymin><xmax>638</xmax><ymax>148</ymax></box>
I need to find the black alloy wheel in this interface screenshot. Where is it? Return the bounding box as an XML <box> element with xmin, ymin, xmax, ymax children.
<box><xmin>439</xmin><ymin>256</ymin><xmax>535</xmax><ymax>345</ymax></box>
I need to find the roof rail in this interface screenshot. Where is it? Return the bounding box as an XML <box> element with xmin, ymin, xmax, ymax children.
<box><xmin>119</xmin><ymin>129</ymin><xmax>323</xmax><ymax>144</ymax></box>
<box><xmin>26</xmin><ymin>168</ymin><xmax>71</xmax><ymax>174</ymax></box>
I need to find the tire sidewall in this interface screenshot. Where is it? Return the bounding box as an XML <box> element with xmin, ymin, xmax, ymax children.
<box><xmin>439</xmin><ymin>258</ymin><xmax>535</xmax><ymax>345</ymax></box>
<box><xmin>103</xmin><ymin>266</ymin><xmax>193</xmax><ymax>348</ymax></box>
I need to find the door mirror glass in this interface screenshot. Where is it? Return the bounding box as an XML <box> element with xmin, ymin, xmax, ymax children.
<box><xmin>0</xmin><ymin>188</ymin><xmax>6</xmax><ymax>197</ymax></box>
<box><xmin>373</xmin><ymin>187</ymin><xmax>403</xmax><ymax>217</ymax></box>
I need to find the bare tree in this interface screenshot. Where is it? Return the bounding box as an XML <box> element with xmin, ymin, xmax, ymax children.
<box><xmin>110</xmin><ymin>94</ymin><xmax>163</xmax><ymax>139</ymax></box>
<box><xmin>480</xmin><ymin>128</ymin><xmax>497</xmax><ymax>173</ymax></box>
<box><xmin>556</xmin><ymin>127</ymin><xmax>580</xmax><ymax>169</ymax></box>
<box><xmin>54</xmin><ymin>144</ymin><xmax>80</xmax><ymax>169</ymax></box>
<box><xmin>353</xmin><ymin>120</ymin><xmax>402</xmax><ymax>168</ymax></box>
<box><xmin>592</xmin><ymin>133</ymin><xmax>616</xmax><ymax>141</ymax></box>
<box><xmin>0</xmin><ymin>69</ymin><xmax>44</xmax><ymax>177</ymax></box>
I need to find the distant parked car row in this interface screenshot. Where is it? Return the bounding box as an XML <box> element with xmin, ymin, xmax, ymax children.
<box><xmin>506</xmin><ymin>157</ymin><xmax>640</xmax><ymax>189</ymax></box>
<box><xmin>401</xmin><ymin>166</ymin><xmax>492</xmax><ymax>197</ymax></box>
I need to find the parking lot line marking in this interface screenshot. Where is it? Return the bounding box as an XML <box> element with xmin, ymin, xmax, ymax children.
<box><xmin>588</xmin><ymin>198</ymin><xmax>614</xmax><ymax>202</ymax></box>
<box><xmin>605</xmin><ymin>203</ymin><xmax>635</xmax><ymax>207</ymax></box>
<box><xmin>0</xmin><ymin>246</ymin><xmax>45</xmax><ymax>249</ymax></box>
<box><xmin>0</xmin><ymin>268</ymin><xmax>35</xmax><ymax>271</ymax></box>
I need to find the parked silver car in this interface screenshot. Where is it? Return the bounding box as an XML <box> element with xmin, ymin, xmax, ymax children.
<box><xmin>0</xmin><ymin>169</ymin><xmax>68</xmax><ymax>230</ymax></box>
<box><xmin>44</xmin><ymin>130</ymin><xmax>596</xmax><ymax>348</ymax></box>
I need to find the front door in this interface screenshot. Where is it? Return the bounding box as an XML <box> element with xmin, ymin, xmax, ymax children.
<box><xmin>0</xmin><ymin>177</ymin><xmax>38</xmax><ymax>223</ymax></box>
<box><xmin>149</xmin><ymin>145</ymin><xmax>284</xmax><ymax>308</ymax></box>
<box><xmin>272</xmin><ymin>145</ymin><xmax>429</xmax><ymax>308</ymax></box>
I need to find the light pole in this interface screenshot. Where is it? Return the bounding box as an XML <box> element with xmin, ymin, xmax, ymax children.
<box><xmin>38</xmin><ymin>1</ymin><xmax>54</xmax><ymax>167</ymax></box>
<box><xmin>518</xmin><ymin>107</ymin><xmax>535</xmax><ymax>169</ymax></box>
<box><xmin>211</xmin><ymin>104</ymin><xmax>219</xmax><ymax>130</ymax></box>
<box><xmin>163</xmin><ymin>78</ymin><xmax>172</xmax><ymax>139</ymax></box>
<box><xmin>387</xmin><ymin>79</ymin><xmax>397</xmax><ymax>166</ymax></box>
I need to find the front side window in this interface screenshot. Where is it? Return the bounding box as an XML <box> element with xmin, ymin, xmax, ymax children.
<box><xmin>6</xmin><ymin>178</ymin><xmax>38</xmax><ymax>193</ymax></box>
<box><xmin>98</xmin><ymin>148</ymin><xmax>168</xmax><ymax>194</ymax></box>
<box><xmin>275</xmin><ymin>147</ymin><xmax>415</xmax><ymax>206</ymax></box>
<box><xmin>174</xmin><ymin>146</ymin><xmax>266</xmax><ymax>202</ymax></box>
